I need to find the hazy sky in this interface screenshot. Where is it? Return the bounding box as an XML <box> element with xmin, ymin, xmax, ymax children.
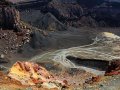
<box><xmin>8</xmin><ymin>0</ymin><xmax>120</xmax><ymax>3</ymax></box>
<box><xmin>8</xmin><ymin>0</ymin><xmax>25</xmax><ymax>3</ymax></box>
<box><xmin>109</xmin><ymin>0</ymin><xmax>120</xmax><ymax>2</ymax></box>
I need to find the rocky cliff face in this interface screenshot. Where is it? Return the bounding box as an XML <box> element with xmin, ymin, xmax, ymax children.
<box><xmin>15</xmin><ymin>0</ymin><xmax>120</xmax><ymax>28</ymax></box>
<box><xmin>47</xmin><ymin>0</ymin><xmax>83</xmax><ymax>20</ymax></box>
<box><xmin>0</xmin><ymin>7</ymin><xmax>20</xmax><ymax>30</ymax></box>
<box><xmin>45</xmin><ymin>0</ymin><xmax>84</xmax><ymax>27</ymax></box>
<box><xmin>0</xmin><ymin>1</ymin><xmax>30</xmax><ymax>32</ymax></box>
<box><xmin>31</xmin><ymin>13</ymin><xmax>67</xmax><ymax>31</ymax></box>
<box><xmin>0</xmin><ymin>1</ymin><xmax>32</xmax><ymax>61</ymax></box>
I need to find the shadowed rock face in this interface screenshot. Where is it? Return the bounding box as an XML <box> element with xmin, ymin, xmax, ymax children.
<box><xmin>0</xmin><ymin>7</ymin><xmax>20</xmax><ymax>30</ymax></box>
<box><xmin>47</xmin><ymin>0</ymin><xmax>83</xmax><ymax>20</ymax></box>
<box><xmin>15</xmin><ymin>0</ymin><xmax>120</xmax><ymax>27</ymax></box>
<box><xmin>15</xmin><ymin>0</ymin><xmax>87</xmax><ymax>28</ymax></box>
<box><xmin>77</xmin><ymin>0</ymin><xmax>104</xmax><ymax>8</ymax></box>
<box><xmin>44</xmin><ymin>0</ymin><xmax>85</xmax><ymax>27</ymax></box>
<box><xmin>0</xmin><ymin>1</ymin><xmax>32</xmax><ymax>61</ymax></box>
<box><xmin>0</xmin><ymin>1</ymin><xmax>22</xmax><ymax>31</ymax></box>
<box><xmin>105</xmin><ymin>60</ymin><xmax>120</xmax><ymax>76</ymax></box>
<box><xmin>32</xmin><ymin>13</ymin><xmax>67</xmax><ymax>31</ymax></box>
<box><xmin>66</xmin><ymin>56</ymin><xmax>109</xmax><ymax>71</ymax></box>
<box><xmin>8</xmin><ymin>0</ymin><xmax>24</xmax><ymax>3</ymax></box>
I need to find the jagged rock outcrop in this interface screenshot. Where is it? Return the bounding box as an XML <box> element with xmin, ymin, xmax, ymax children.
<box><xmin>29</xmin><ymin>29</ymin><xmax>49</xmax><ymax>49</ymax></box>
<box><xmin>8</xmin><ymin>61</ymin><xmax>67</xmax><ymax>89</ymax></box>
<box><xmin>0</xmin><ymin>7</ymin><xmax>22</xmax><ymax>32</ymax></box>
<box><xmin>33</xmin><ymin>13</ymin><xmax>67</xmax><ymax>31</ymax></box>
<box><xmin>105</xmin><ymin>60</ymin><xmax>120</xmax><ymax>76</ymax></box>
<box><xmin>0</xmin><ymin>1</ymin><xmax>29</xmax><ymax>32</ymax></box>
<box><xmin>16</xmin><ymin>0</ymin><xmax>104</xmax><ymax>27</ymax></box>
<box><xmin>77</xmin><ymin>0</ymin><xmax>104</xmax><ymax>8</ymax></box>
<box><xmin>0</xmin><ymin>1</ymin><xmax>32</xmax><ymax>57</ymax></box>
<box><xmin>78</xmin><ymin>16</ymin><xmax>98</xmax><ymax>27</ymax></box>
<box><xmin>46</xmin><ymin>0</ymin><xmax>83</xmax><ymax>24</ymax></box>
<box><xmin>16</xmin><ymin>0</ymin><xmax>120</xmax><ymax>27</ymax></box>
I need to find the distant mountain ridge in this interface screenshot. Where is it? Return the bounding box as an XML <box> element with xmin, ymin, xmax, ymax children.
<box><xmin>7</xmin><ymin>0</ymin><xmax>120</xmax><ymax>27</ymax></box>
<box><xmin>9</xmin><ymin>0</ymin><xmax>120</xmax><ymax>3</ymax></box>
<box><xmin>109</xmin><ymin>0</ymin><xmax>120</xmax><ymax>2</ymax></box>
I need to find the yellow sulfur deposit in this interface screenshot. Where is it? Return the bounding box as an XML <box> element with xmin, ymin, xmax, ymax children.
<box><xmin>8</xmin><ymin>61</ymin><xmax>67</xmax><ymax>89</ymax></box>
<box><xmin>8</xmin><ymin>61</ymin><xmax>51</xmax><ymax>85</ymax></box>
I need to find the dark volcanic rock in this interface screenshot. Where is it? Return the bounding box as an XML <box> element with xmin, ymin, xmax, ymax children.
<box><xmin>33</xmin><ymin>13</ymin><xmax>67</xmax><ymax>31</ymax></box>
<box><xmin>77</xmin><ymin>0</ymin><xmax>104</xmax><ymax>8</ymax></box>
<box><xmin>17</xmin><ymin>0</ymin><xmax>120</xmax><ymax>27</ymax></box>
<box><xmin>29</xmin><ymin>30</ymin><xmax>49</xmax><ymax>49</ymax></box>
<box><xmin>20</xmin><ymin>10</ymin><xmax>67</xmax><ymax>31</ymax></box>
<box><xmin>76</xmin><ymin>16</ymin><xmax>98</xmax><ymax>27</ymax></box>
<box><xmin>105</xmin><ymin>60</ymin><xmax>120</xmax><ymax>76</ymax></box>
<box><xmin>0</xmin><ymin>1</ymin><xmax>27</xmax><ymax>32</ymax></box>
<box><xmin>47</xmin><ymin>0</ymin><xmax>83</xmax><ymax>22</ymax></box>
<box><xmin>0</xmin><ymin>1</ymin><xmax>32</xmax><ymax>58</ymax></box>
<box><xmin>1</xmin><ymin>7</ymin><xmax>20</xmax><ymax>30</ymax></box>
